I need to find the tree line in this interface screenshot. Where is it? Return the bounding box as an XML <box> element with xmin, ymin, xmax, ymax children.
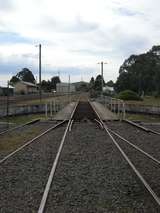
<box><xmin>115</xmin><ymin>45</ymin><xmax>160</xmax><ymax>96</ymax></box>
<box><xmin>10</xmin><ymin>68</ymin><xmax>61</xmax><ymax>92</ymax></box>
<box><xmin>9</xmin><ymin>68</ymin><xmax>114</xmax><ymax>93</ymax></box>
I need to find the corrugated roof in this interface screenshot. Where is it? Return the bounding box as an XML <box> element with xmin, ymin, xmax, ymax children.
<box><xmin>19</xmin><ymin>81</ymin><xmax>37</xmax><ymax>87</ymax></box>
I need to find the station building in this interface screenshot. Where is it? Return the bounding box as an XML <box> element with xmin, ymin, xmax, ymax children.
<box><xmin>14</xmin><ymin>81</ymin><xmax>38</xmax><ymax>95</ymax></box>
<box><xmin>56</xmin><ymin>83</ymin><xmax>76</xmax><ymax>93</ymax></box>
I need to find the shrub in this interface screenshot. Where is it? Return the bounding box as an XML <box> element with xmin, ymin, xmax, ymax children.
<box><xmin>116</xmin><ymin>90</ymin><xmax>142</xmax><ymax>101</ymax></box>
<box><xmin>89</xmin><ymin>89</ymin><xmax>100</xmax><ymax>98</ymax></box>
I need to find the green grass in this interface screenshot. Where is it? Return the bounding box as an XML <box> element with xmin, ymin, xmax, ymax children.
<box><xmin>125</xmin><ymin>96</ymin><xmax>160</xmax><ymax>106</ymax></box>
<box><xmin>0</xmin><ymin>113</ymin><xmax>45</xmax><ymax>125</ymax></box>
<box><xmin>126</xmin><ymin>113</ymin><xmax>160</xmax><ymax>122</ymax></box>
<box><xmin>0</xmin><ymin>126</ymin><xmax>46</xmax><ymax>153</ymax></box>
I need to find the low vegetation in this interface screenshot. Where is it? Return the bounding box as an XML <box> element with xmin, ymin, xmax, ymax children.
<box><xmin>0</xmin><ymin>113</ymin><xmax>45</xmax><ymax>125</ymax></box>
<box><xmin>116</xmin><ymin>90</ymin><xmax>142</xmax><ymax>101</ymax></box>
<box><xmin>126</xmin><ymin>113</ymin><xmax>160</xmax><ymax>122</ymax></box>
<box><xmin>0</xmin><ymin>126</ymin><xmax>45</xmax><ymax>153</ymax></box>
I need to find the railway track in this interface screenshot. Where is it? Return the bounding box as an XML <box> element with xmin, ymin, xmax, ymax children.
<box><xmin>1</xmin><ymin>100</ymin><xmax>160</xmax><ymax>212</ymax></box>
<box><xmin>0</xmin><ymin>121</ymin><xmax>68</xmax><ymax>212</ymax></box>
<box><xmin>123</xmin><ymin>119</ymin><xmax>160</xmax><ymax>135</ymax></box>
<box><xmin>37</xmin><ymin>101</ymin><xmax>160</xmax><ymax>212</ymax></box>
<box><xmin>0</xmin><ymin>120</ymin><xmax>67</xmax><ymax>164</ymax></box>
<box><xmin>0</xmin><ymin>118</ymin><xmax>40</xmax><ymax>136</ymax></box>
<box><xmin>106</xmin><ymin>120</ymin><xmax>160</xmax><ymax>162</ymax></box>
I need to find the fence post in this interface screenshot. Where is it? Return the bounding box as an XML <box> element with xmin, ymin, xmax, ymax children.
<box><xmin>114</xmin><ymin>98</ymin><xmax>116</xmax><ymax>113</ymax></box>
<box><xmin>111</xmin><ymin>98</ymin><xmax>112</xmax><ymax>112</ymax></box>
<box><xmin>53</xmin><ymin>100</ymin><xmax>56</xmax><ymax>113</ymax></box>
<box><xmin>123</xmin><ymin>102</ymin><xmax>126</xmax><ymax>119</ymax></box>
<box><xmin>118</xmin><ymin>99</ymin><xmax>120</xmax><ymax>118</ymax></box>
<box><xmin>50</xmin><ymin>101</ymin><xmax>52</xmax><ymax>117</ymax></box>
<box><xmin>45</xmin><ymin>103</ymin><xmax>48</xmax><ymax>119</ymax></box>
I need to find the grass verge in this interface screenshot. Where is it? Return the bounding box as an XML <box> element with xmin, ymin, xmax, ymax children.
<box><xmin>126</xmin><ymin>113</ymin><xmax>160</xmax><ymax>122</ymax></box>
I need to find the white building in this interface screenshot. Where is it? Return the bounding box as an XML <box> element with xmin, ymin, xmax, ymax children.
<box><xmin>56</xmin><ymin>83</ymin><xmax>76</xmax><ymax>93</ymax></box>
<box><xmin>103</xmin><ymin>86</ymin><xmax>114</xmax><ymax>95</ymax></box>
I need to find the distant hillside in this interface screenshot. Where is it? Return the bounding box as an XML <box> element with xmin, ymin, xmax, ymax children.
<box><xmin>72</xmin><ymin>81</ymin><xmax>89</xmax><ymax>92</ymax></box>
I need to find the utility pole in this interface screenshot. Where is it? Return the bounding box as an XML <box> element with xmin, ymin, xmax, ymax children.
<box><xmin>98</xmin><ymin>61</ymin><xmax>107</xmax><ymax>94</ymax></box>
<box><xmin>6</xmin><ymin>81</ymin><xmax>9</xmax><ymax>128</ymax></box>
<box><xmin>58</xmin><ymin>71</ymin><xmax>60</xmax><ymax>78</ymax></box>
<box><xmin>39</xmin><ymin>44</ymin><xmax>42</xmax><ymax>102</ymax></box>
<box><xmin>68</xmin><ymin>74</ymin><xmax>71</xmax><ymax>103</ymax></box>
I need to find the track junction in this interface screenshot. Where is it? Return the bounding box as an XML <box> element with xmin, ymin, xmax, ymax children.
<box><xmin>1</xmin><ymin>98</ymin><xmax>160</xmax><ymax>212</ymax></box>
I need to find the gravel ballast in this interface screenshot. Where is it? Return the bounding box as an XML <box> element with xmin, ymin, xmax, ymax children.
<box><xmin>44</xmin><ymin>122</ymin><xmax>158</xmax><ymax>213</ymax></box>
<box><xmin>0</xmin><ymin>124</ymin><xmax>66</xmax><ymax>213</ymax></box>
<box><xmin>106</xmin><ymin>121</ymin><xmax>160</xmax><ymax>162</ymax></box>
<box><xmin>140</xmin><ymin>122</ymin><xmax>160</xmax><ymax>133</ymax></box>
<box><xmin>106</xmin><ymin>121</ymin><xmax>160</xmax><ymax>202</ymax></box>
<box><xmin>0</xmin><ymin>120</ymin><xmax>58</xmax><ymax>160</ymax></box>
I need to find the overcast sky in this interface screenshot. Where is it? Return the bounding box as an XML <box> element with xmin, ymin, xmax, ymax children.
<box><xmin>0</xmin><ymin>0</ymin><xmax>159</xmax><ymax>86</ymax></box>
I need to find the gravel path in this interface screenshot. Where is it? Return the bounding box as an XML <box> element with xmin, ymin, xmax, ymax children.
<box><xmin>0</xmin><ymin>124</ymin><xmax>66</xmax><ymax>213</ymax></box>
<box><xmin>44</xmin><ymin>122</ymin><xmax>158</xmax><ymax>213</ymax></box>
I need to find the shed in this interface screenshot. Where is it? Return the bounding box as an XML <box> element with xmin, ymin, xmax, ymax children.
<box><xmin>0</xmin><ymin>86</ymin><xmax>14</xmax><ymax>96</ymax></box>
<box><xmin>14</xmin><ymin>81</ymin><xmax>38</xmax><ymax>95</ymax></box>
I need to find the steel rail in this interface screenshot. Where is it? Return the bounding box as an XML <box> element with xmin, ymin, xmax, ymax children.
<box><xmin>89</xmin><ymin>100</ymin><xmax>160</xmax><ymax>207</ymax></box>
<box><xmin>37</xmin><ymin>101</ymin><xmax>79</xmax><ymax>213</ymax></box>
<box><xmin>149</xmin><ymin>129</ymin><xmax>160</xmax><ymax>136</ymax></box>
<box><xmin>107</xmin><ymin>127</ymin><xmax>160</xmax><ymax>166</ymax></box>
<box><xmin>0</xmin><ymin>118</ymin><xmax>40</xmax><ymax>136</ymax></box>
<box><xmin>124</xmin><ymin>119</ymin><xmax>160</xmax><ymax>136</ymax></box>
<box><xmin>103</xmin><ymin>124</ymin><xmax>160</xmax><ymax>207</ymax></box>
<box><xmin>123</xmin><ymin>119</ymin><xmax>149</xmax><ymax>132</ymax></box>
<box><xmin>94</xmin><ymin>119</ymin><xmax>104</xmax><ymax>129</ymax></box>
<box><xmin>0</xmin><ymin>120</ymin><xmax>67</xmax><ymax>164</ymax></box>
<box><xmin>88</xmin><ymin>101</ymin><xmax>102</xmax><ymax>122</ymax></box>
<box><xmin>69</xmin><ymin>120</ymin><xmax>74</xmax><ymax>132</ymax></box>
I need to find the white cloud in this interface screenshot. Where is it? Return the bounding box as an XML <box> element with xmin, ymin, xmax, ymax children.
<box><xmin>0</xmin><ymin>0</ymin><xmax>160</xmax><ymax>85</ymax></box>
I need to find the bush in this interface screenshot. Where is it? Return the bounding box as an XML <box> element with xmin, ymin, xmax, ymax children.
<box><xmin>89</xmin><ymin>89</ymin><xmax>101</xmax><ymax>98</ymax></box>
<box><xmin>116</xmin><ymin>90</ymin><xmax>142</xmax><ymax>101</ymax></box>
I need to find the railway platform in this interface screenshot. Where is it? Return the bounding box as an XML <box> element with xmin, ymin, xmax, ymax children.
<box><xmin>91</xmin><ymin>101</ymin><xmax>117</xmax><ymax>120</ymax></box>
<box><xmin>53</xmin><ymin>102</ymin><xmax>76</xmax><ymax>120</ymax></box>
<box><xmin>53</xmin><ymin>101</ymin><xmax>117</xmax><ymax>120</ymax></box>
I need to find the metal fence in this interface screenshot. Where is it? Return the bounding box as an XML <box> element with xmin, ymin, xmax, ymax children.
<box><xmin>96</xmin><ymin>95</ymin><xmax>126</xmax><ymax>119</ymax></box>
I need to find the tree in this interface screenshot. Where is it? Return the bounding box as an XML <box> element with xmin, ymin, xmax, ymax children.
<box><xmin>51</xmin><ymin>76</ymin><xmax>61</xmax><ymax>90</ymax></box>
<box><xmin>89</xmin><ymin>77</ymin><xmax>95</xmax><ymax>90</ymax></box>
<box><xmin>10</xmin><ymin>68</ymin><xmax>36</xmax><ymax>85</ymax></box>
<box><xmin>10</xmin><ymin>76</ymin><xmax>20</xmax><ymax>86</ymax></box>
<box><xmin>94</xmin><ymin>75</ymin><xmax>105</xmax><ymax>91</ymax></box>
<box><xmin>16</xmin><ymin>68</ymin><xmax>35</xmax><ymax>83</ymax></box>
<box><xmin>115</xmin><ymin>45</ymin><xmax>160</xmax><ymax>95</ymax></box>
<box><xmin>41</xmin><ymin>80</ymin><xmax>51</xmax><ymax>92</ymax></box>
<box><xmin>106</xmin><ymin>80</ymin><xmax>114</xmax><ymax>87</ymax></box>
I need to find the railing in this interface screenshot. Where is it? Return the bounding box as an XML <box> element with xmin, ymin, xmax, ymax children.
<box><xmin>45</xmin><ymin>95</ymin><xmax>78</xmax><ymax>119</ymax></box>
<box><xmin>0</xmin><ymin>93</ymin><xmax>79</xmax><ymax>118</ymax></box>
<box><xmin>96</xmin><ymin>95</ymin><xmax>126</xmax><ymax>119</ymax></box>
